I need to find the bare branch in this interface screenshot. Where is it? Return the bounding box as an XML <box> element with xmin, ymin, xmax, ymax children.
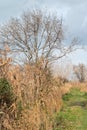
<box><xmin>0</xmin><ymin>9</ymin><xmax>79</xmax><ymax>65</ymax></box>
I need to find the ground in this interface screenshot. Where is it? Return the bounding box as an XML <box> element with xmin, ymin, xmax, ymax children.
<box><xmin>54</xmin><ymin>87</ymin><xmax>87</xmax><ymax>130</ymax></box>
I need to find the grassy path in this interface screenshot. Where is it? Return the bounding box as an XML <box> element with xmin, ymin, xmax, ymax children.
<box><xmin>54</xmin><ymin>88</ymin><xmax>87</xmax><ymax>130</ymax></box>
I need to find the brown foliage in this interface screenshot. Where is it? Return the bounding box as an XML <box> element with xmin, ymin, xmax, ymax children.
<box><xmin>3</xmin><ymin>58</ymin><xmax>62</xmax><ymax>130</ymax></box>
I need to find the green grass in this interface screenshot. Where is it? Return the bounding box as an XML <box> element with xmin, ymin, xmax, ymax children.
<box><xmin>53</xmin><ymin>88</ymin><xmax>87</xmax><ymax>130</ymax></box>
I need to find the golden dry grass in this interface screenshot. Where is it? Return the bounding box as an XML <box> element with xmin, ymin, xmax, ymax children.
<box><xmin>0</xmin><ymin>59</ymin><xmax>64</xmax><ymax>130</ymax></box>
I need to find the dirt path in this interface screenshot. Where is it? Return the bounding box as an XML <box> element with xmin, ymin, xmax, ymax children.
<box><xmin>54</xmin><ymin>88</ymin><xmax>87</xmax><ymax>130</ymax></box>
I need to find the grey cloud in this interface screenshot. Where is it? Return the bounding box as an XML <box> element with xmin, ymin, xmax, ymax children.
<box><xmin>0</xmin><ymin>0</ymin><xmax>87</xmax><ymax>44</ymax></box>
<box><xmin>0</xmin><ymin>0</ymin><xmax>25</xmax><ymax>23</ymax></box>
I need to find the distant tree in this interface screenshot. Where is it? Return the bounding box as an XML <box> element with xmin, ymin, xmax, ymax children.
<box><xmin>0</xmin><ymin>9</ymin><xmax>78</xmax><ymax>67</ymax></box>
<box><xmin>73</xmin><ymin>64</ymin><xmax>87</xmax><ymax>82</ymax></box>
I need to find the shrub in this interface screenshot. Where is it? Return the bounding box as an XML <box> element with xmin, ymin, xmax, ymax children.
<box><xmin>62</xmin><ymin>93</ymin><xmax>73</xmax><ymax>101</ymax></box>
<box><xmin>0</xmin><ymin>78</ymin><xmax>15</xmax><ymax>107</ymax></box>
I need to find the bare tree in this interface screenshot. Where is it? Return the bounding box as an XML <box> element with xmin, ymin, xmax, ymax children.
<box><xmin>73</xmin><ymin>64</ymin><xmax>87</xmax><ymax>82</ymax></box>
<box><xmin>0</xmin><ymin>9</ymin><xmax>78</xmax><ymax>66</ymax></box>
<box><xmin>0</xmin><ymin>10</ymin><xmax>80</xmax><ymax>130</ymax></box>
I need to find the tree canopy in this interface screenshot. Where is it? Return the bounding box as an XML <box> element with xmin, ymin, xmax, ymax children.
<box><xmin>0</xmin><ymin>10</ymin><xmax>78</xmax><ymax>66</ymax></box>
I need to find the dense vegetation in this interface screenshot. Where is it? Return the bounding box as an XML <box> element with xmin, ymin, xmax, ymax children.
<box><xmin>0</xmin><ymin>9</ymin><xmax>86</xmax><ymax>130</ymax></box>
<box><xmin>0</xmin><ymin>78</ymin><xmax>14</xmax><ymax>107</ymax></box>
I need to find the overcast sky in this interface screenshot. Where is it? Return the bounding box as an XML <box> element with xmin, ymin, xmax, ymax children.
<box><xmin>0</xmin><ymin>0</ymin><xmax>87</xmax><ymax>64</ymax></box>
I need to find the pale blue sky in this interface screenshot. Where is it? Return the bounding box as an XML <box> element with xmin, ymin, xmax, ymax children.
<box><xmin>0</xmin><ymin>0</ymin><xmax>87</xmax><ymax>64</ymax></box>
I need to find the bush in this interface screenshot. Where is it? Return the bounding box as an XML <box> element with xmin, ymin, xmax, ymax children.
<box><xmin>0</xmin><ymin>78</ymin><xmax>15</xmax><ymax>107</ymax></box>
<box><xmin>62</xmin><ymin>93</ymin><xmax>73</xmax><ymax>101</ymax></box>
